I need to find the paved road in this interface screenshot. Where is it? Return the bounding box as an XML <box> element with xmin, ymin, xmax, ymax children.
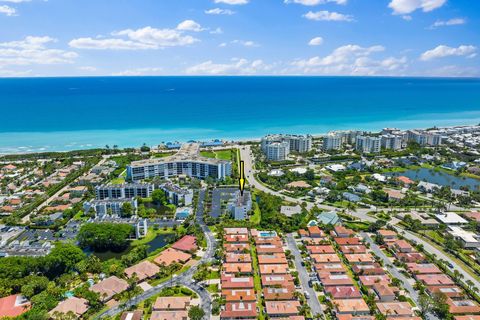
<box><xmin>361</xmin><ymin>232</ymin><xmax>438</xmax><ymax>320</ymax></box>
<box><xmin>96</xmin><ymin>188</ymin><xmax>216</xmax><ymax>319</ymax></box>
<box><xmin>285</xmin><ymin>234</ymin><xmax>324</xmax><ymax>318</ymax></box>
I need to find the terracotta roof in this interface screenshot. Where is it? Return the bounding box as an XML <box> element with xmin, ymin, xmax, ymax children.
<box><xmin>377</xmin><ymin>229</ymin><xmax>397</xmax><ymax>238</ymax></box>
<box><xmin>455</xmin><ymin>316</ymin><xmax>480</xmax><ymax>320</ymax></box>
<box><xmin>225</xmin><ymin>253</ymin><xmax>252</xmax><ymax>264</ymax></box>
<box><xmin>263</xmin><ymin>284</ymin><xmax>296</xmax><ymax>301</ymax></box>
<box><xmin>120</xmin><ymin>310</ymin><xmax>143</xmax><ymax>320</ymax></box>
<box><xmin>359</xmin><ymin>275</ymin><xmax>391</xmax><ymax>287</ymax></box>
<box><xmin>224</xmin><ymin>243</ymin><xmax>250</xmax><ymax>252</ymax></box>
<box><xmin>224</xmin><ymin>227</ymin><xmax>249</xmax><ymax>235</ymax></box>
<box><xmin>397</xmin><ymin>176</ymin><xmax>414</xmax><ymax>185</ymax></box>
<box><xmin>224</xmin><ymin>234</ymin><xmax>249</xmax><ymax>243</ymax></box>
<box><xmin>325</xmin><ymin>286</ymin><xmax>362</xmax><ymax>299</ymax></box>
<box><xmin>307</xmin><ymin>226</ymin><xmax>323</xmax><ymax>237</ymax></box>
<box><xmin>90</xmin><ymin>276</ymin><xmax>129</xmax><ymax>301</ymax></box>
<box><xmin>221</xmin><ymin>302</ymin><xmax>257</xmax><ymax>318</ymax></box>
<box><xmin>265</xmin><ymin>300</ymin><xmax>301</xmax><ymax>316</ymax></box>
<box><xmin>334</xmin><ymin>237</ymin><xmax>360</xmax><ymax>245</ymax></box>
<box><xmin>334</xmin><ymin>226</ymin><xmax>355</xmax><ymax>237</ymax></box>
<box><xmin>334</xmin><ymin>299</ymin><xmax>370</xmax><ymax>314</ymax></box>
<box><xmin>447</xmin><ymin>298</ymin><xmax>480</xmax><ymax>315</ymax></box>
<box><xmin>396</xmin><ymin>252</ymin><xmax>425</xmax><ymax>263</ymax></box>
<box><xmin>171</xmin><ymin>235</ymin><xmax>197</xmax><ymax>252</ymax></box>
<box><xmin>372</xmin><ymin>283</ymin><xmax>396</xmax><ymax>299</ymax></box>
<box><xmin>124</xmin><ymin>260</ymin><xmax>160</xmax><ymax>281</ymax></box>
<box><xmin>49</xmin><ymin>297</ymin><xmax>88</xmax><ymax>317</ymax></box>
<box><xmin>150</xmin><ymin>310</ymin><xmax>188</xmax><ymax>320</ymax></box>
<box><xmin>261</xmin><ymin>274</ymin><xmax>294</xmax><ymax>287</ymax></box>
<box><xmin>153</xmin><ymin>297</ymin><xmax>191</xmax><ymax>311</ymax></box>
<box><xmin>256</xmin><ymin>244</ymin><xmax>284</xmax><ymax>254</ymax></box>
<box><xmin>315</xmin><ymin>263</ymin><xmax>346</xmax><ymax>274</ymax></box>
<box><xmin>258</xmin><ymin>253</ymin><xmax>288</xmax><ymax>265</ymax></box>
<box><xmin>0</xmin><ymin>295</ymin><xmax>30</xmax><ymax>318</ymax></box>
<box><xmin>311</xmin><ymin>253</ymin><xmax>341</xmax><ymax>264</ymax></box>
<box><xmin>221</xmin><ymin>274</ymin><xmax>254</xmax><ymax>289</ymax></box>
<box><xmin>222</xmin><ymin>289</ymin><xmax>256</xmax><ymax>302</ymax></box>
<box><xmin>416</xmin><ymin>274</ymin><xmax>455</xmax><ymax>286</ymax></box>
<box><xmin>340</xmin><ymin>245</ymin><xmax>367</xmax><ymax>254</ymax></box>
<box><xmin>307</xmin><ymin>245</ymin><xmax>335</xmax><ymax>254</ymax></box>
<box><xmin>352</xmin><ymin>264</ymin><xmax>385</xmax><ymax>275</ymax></box>
<box><xmin>154</xmin><ymin>248</ymin><xmax>191</xmax><ymax>266</ymax></box>
<box><xmin>427</xmin><ymin>285</ymin><xmax>464</xmax><ymax>298</ymax></box>
<box><xmin>344</xmin><ymin>253</ymin><xmax>375</xmax><ymax>264</ymax></box>
<box><xmin>376</xmin><ymin>302</ymin><xmax>414</xmax><ymax>317</ymax></box>
<box><xmin>224</xmin><ymin>263</ymin><xmax>253</xmax><ymax>274</ymax></box>
<box><xmin>319</xmin><ymin>273</ymin><xmax>354</xmax><ymax>287</ymax></box>
<box><xmin>259</xmin><ymin>264</ymin><xmax>289</xmax><ymax>275</ymax></box>
<box><xmin>406</xmin><ymin>263</ymin><xmax>442</xmax><ymax>275</ymax></box>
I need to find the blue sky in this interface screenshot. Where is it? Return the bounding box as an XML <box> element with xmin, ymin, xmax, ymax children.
<box><xmin>0</xmin><ymin>0</ymin><xmax>478</xmax><ymax>77</ymax></box>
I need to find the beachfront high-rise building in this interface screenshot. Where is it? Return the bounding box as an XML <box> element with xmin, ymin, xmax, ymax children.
<box><xmin>228</xmin><ymin>190</ymin><xmax>252</xmax><ymax>220</ymax></box>
<box><xmin>261</xmin><ymin>134</ymin><xmax>313</xmax><ymax>153</ymax></box>
<box><xmin>95</xmin><ymin>183</ymin><xmax>154</xmax><ymax>200</ymax></box>
<box><xmin>356</xmin><ymin>136</ymin><xmax>381</xmax><ymax>153</ymax></box>
<box><xmin>127</xmin><ymin>143</ymin><xmax>232</xmax><ymax>181</ymax></box>
<box><xmin>407</xmin><ymin>130</ymin><xmax>443</xmax><ymax>146</ymax></box>
<box><xmin>264</xmin><ymin>141</ymin><xmax>290</xmax><ymax>161</ymax></box>
<box><xmin>323</xmin><ymin>133</ymin><xmax>343</xmax><ymax>151</ymax></box>
<box><xmin>380</xmin><ymin>134</ymin><xmax>404</xmax><ymax>150</ymax></box>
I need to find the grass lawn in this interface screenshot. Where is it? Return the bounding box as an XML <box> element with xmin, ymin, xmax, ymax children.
<box><xmin>110</xmin><ymin>177</ymin><xmax>125</xmax><ymax>184</ymax></box>
<box><xmin>207</xmin><ymin>283</ymin><xmax>219</xmax><ymax>293</ymax></box>
<box><xmin>250</xmin><ymin>200</ymin><xmax>261</xmax><ymax>225</ymax></box>
<box><xmin>215</xmin><ymin>149</ymin><xmax>233</xmax><ymax>160</ymax></box>
<box><xmin>200</xmin><ymin>151</ymin><xmax>216</xmax><ymax>158</ymax></box>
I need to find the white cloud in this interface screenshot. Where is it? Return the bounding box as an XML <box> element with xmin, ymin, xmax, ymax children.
<box><xmin>291</xmin><ymin>44</ymin><xmax>407</xmax><ymax>75</ymax></box>
<box><xmin>214</xmin><ymin>0</ymin><xmax>248</xmax><ymax>5</ymax></box>
<box><xmin>186</xmin><ymin>58</ymin><xmax>271</xmax><ymax>75</ymax></box>
<box><xmin>308</xmin><ymin>37</ymin><xmax>323</xmax><ymax>46</ymax></box>
<box><xmin>210</xmin><ymin>27</ymin><xmax>223</xmax><ymax>34</ymax></box>
<box><xmin>177</xmin><ymin>20</ymin><xmax>204</xmax><ymax>32</ymax></box>
<box><xmin>0</xmin><ymin>36</ymin><xmax>78</xmax><ymax>67</ymax></box>
<box><xmin>420</xmin><ymin>45</ymin><xmax>477</xmax><ymax>61</ymax></box>
<box><xmin>111</xmin><ymin>67</ymin><xmax>163</xmax><ymax>76</ymax></box>
<box><xmin>78</xmin><ymin>66</ymin><xmax>97</xmax><ymax>72</ymax></box>
<box><xmin>388</xmin><ymin>0</ymin><xmax>446</xmax><ymax>15</ymax></box>
<box><xmin>205</xmin><ymin>8</ymin><xmax>235</xmax><ymax>15</ymax></box>
<box><xmin>0</xmin><ymin>5</ymin><xmax>15</xmax><ymax>16</ymax></box>
<box><xmin>303</xmin><ymin>10</ymin><xmax>353</xmax><ymax>22</ymax></box>
<box><xmin>284</xmin><ymin>0</ymin><xmax>347</xmax><ymax>5</ymax></box>
<box><xmin>69</xmin><ymin>25</ymin><xmax>199</xmax><ymax>50</ymax></box>
<box><xmin>232</xmin><ymin>40</ymin><xmax>259</xmax><ymax>47</ymax></box>
<box><xmin>430</xmin><ymin>18</ymin><xmax>466</xmax><ymax>28</ymax></box>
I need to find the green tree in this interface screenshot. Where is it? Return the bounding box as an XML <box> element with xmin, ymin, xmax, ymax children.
<box><xmin>188</xmin><ymin>305</ymin><xmax>205</xmax><ymax>320</ymax></box>
<box><xmin>151</xmin><ymin>189</ymin><xmax>167</xmax><ymax>205</ymax></box>
<box><xmin>121</xmin><ymin>202</ymin><xmax>134</xmax><ymax>217</ymax></box>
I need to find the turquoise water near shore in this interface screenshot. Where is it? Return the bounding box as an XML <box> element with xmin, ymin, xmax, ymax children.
<box><xmin>0</xmin><ymin>76</ymin><xmax>479</xmax><ymax>153</ymax></box>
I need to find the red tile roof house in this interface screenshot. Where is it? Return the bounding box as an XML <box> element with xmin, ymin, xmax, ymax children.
<box><xmin>49</xmin><ymin>297</ymin><xmax>89</xmax><ymax>318</ymax></box>
<box><xmin>340</xmin><ymin>245</ymin><xmax>367</xmax><ymax>254</ymax></box>
<box><xmin>259</xmin><ymin>264</ymin><xmax>289</xmax><ymax>275</ymax></box>
<box><xmin>372</xmin><ymin>283</ymin><xmax>397</xmax><ymax>302</ymax></box>
<box><xmin>298</xmin><ymin>229</ymin><xmax>309</xmax><ymax>238</ymax></box>
<box><xmin>153</xmin><ymin>296</ymin><xmax>191</xmax><ymax>311</ymax></box>
<box><xmin>263</xmin><ymin>285</ymin><xmax>296</xmax><ymax>301</ymax></box>
<box><xmin>319</xmin><ymin>273</ymin><xmax>355</xmax><ymax>287</ymax></box>
<box><xmin>336</xmin><ymin>316</ymin><xmax>375</xmax><ymax>320</ymax></box>
<box><xmin>315</xmin><ymin>263</ymin><xmax>347</xmax><ymax>275</ymax></box>
<box><xmin>224</xmin><ymin>234</ymin><xmax>249</xmax><ymax>243</ymax></box>
<box><xmin>376</xmin><ymin>302</ymin><xmax>414</xmax><ymax>317</ymax></box>
<box><xmin>265</xmin><ymin>300</ymin><xmax>301</xmax><ymax>317</ymax></box>
<box><xmin>311</xmin><ymin>253</ymin><xmax>341</xmax><ymax>264</ymax></box>
<box><xmin>261</xmin><ymin>274</ymin><xmax>295</xmax><ymax>287</ymax></box>
<box><xmin>397</xmin><ymin>176</ymin><xmax>414</xmax><ymax>186</ymax></box>
<box><xmin>359</xmin><ymin>275</ymin><xmax>391</xmax><ymax>288</ymax></box>
<box><xmin>447</xmin><ymin>297</ymin><xmax>480</xmax><ymax>315</ymax></box>
<box><xmin>0</xmin><ymin>295</ymin><xmax>31</xmax><ymax>318</ymax></box>
<box><xmin>427</xmin><ymin>285</ymin><xmax>464</xmax><ymax>298</ymax></box>
<box><xmin>221</xmin><ymin>274</ymin><xmax>254</xmax><ymax>289</ymax></box>
<box><xmin>390</xmin><ymin>240</ymin><xmax>413</xmax><ymax>253</ymax></box>
<box><xmin>256</xmin><ymin>244</ymin><xmax>284</xmax><ymax>254</ymax></box>
<box><xmin>222</xmin><ymin>289</ymin><xmax>256</xmax><ymax>302</ymax></box>
<box><xmin>395</xmin><ymin>252</ymin><xmax>426</xmax><ymax>263</ymax></box>
<box><xmin>455</xmin><ymin>316</ymin><xmax>480</xmax><ymax>320</ymax></box>
<box><xmin>352</xmin><ymin>263</ymin><xmax>385</xmax><ymax>276</ymax></box>
<box><xmin>307</xmin><ymin>226</ymin><xmax>324</xmax><ymax>238</ymax></box>
<box><xmin>224</xmin><ymin>263</ymin><xmax>253</xmax><ymax>274</ymax></box>
<box><xmin>406</xmin><ymin>263</ymin><xmax>442</xmax><ymax>276</ymax></box>
<box><xmin>224</xmin><ymin>243</ymin><xmax>251</xmax><ymax>253</ymax></box>
<box><xmin>307</xmin><ymin>245</ymin><xmax>336</xmax><ymax>254</ymax></box>
<box><xmin>224</xmin><ymin>227</ymin><xmax>249</xmax><ymax>235</ymax></box>
<box><xmin>344</xmin><ymin>253</ymin><xmax>375</xmax><ymax>265</ymax></box>
<box><xmin>171</xmin><ymin>235</ymin><xmax>197</xmax><ymax>252</ymax></box>
<box><xmin>335</xmin><ymin>237</ymin><xmax>361</xmax><ymax>245</ymax></box>
<box><xmin>377</xmin><ymin>229</ymin><xmax>397</xmax><ymax>242</ymax></box>
<box><xmin>333</xmin><ymin>226</ymin><xmax>356</xmax><ymax>238</ymax></box>
<box><xmin>334</xmin><ymin>299</ymin><xmax>370</xmax><ymax>315</ymax></box>
<box><xmin>325</xmin><ymin>286</ymin><xmax>362</xmax><ymax>300</ymax></box>
<box><xmin>221</xmin><ymin>302</ymin><xmax>257</xmax><ymax>319</ymax></box>
<box><xmin>124</xmin><ymin>260</ymin><xmax>160</xmax><ymax>282</ymax></box>
<box><xmin>257</xmin><ymin>253</ymin><xmax>288</xmax><ymax>265</ymax></box>
<box><xmin>416</xmin><ymin>274</ymin><xmax>455</xmax><ymax>286</ymax></box>
<box><xmin>90</xmin><ymin>276</ymin><xmax>129</xmax><ymax>302</ymax></box>
<box><xmin>225</xmin><ymin>253</ymin><xmax>252</xmax><ymax>264</ymax></box>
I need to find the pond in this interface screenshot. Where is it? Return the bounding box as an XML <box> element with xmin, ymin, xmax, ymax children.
<box><xmin>387</xmin><ymin>168</ymin><xmax>480</xmax><ymax>190</ymax></box>
<box><xmin>87</xmin><ymin>233</ymin><xmax>175</xmax><ymax>261</ymax></box>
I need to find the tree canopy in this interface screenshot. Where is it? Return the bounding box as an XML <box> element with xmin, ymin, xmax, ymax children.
<box><xmin>78</xmin><ymin>222</ymin><xmax>134</xmax><ymax>252</ymax></box>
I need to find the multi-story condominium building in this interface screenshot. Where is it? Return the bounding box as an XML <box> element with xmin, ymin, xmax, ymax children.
<box><xmin>356</xmin><ymin>136</ymin><xmax>381</xmax><ymax>153</ymax></box>
<box><xmin>328</xmin><ymin>130</ymin><xmax>364</xmax><ymax>145</ymax></box>
<box><xmin>323</xmin><ymin>133</ymin><xmax>343</xmax><ymax>150</ymax></box>
<box><xmin>127</xmin><ymin>143</ymin><xmax>232</xmax><ymax>181</ymax></box>
<box><xmin>407</xmin><ymin>130</ymin><xmax>443</xmax><ymax>146</ymax></box>
<box><xmin>380</xmin><ymin>134</ymin><xmax>404</xmax><ymax>150</ymax></box>
<box><xmin>95</xmin><ymin>183</ymin><xmax>154</xmax><ymax>200</ymax></box>
<box><xmin>159</xmin><ymin>182</ymin><xmax>193</xmax><ymax>206</ymax></box>
<box><xmin>261</xmin><ymin>134</ymin><xmax>313</xmax><ymax>153</ymax></box>
<box><xmin>83</xmin><ymin>198</ymin><xmax>138</xmax><ymax>217</ymax></box>
<box><xmin>264</xmin><ymin>142</ymin><xmax>290</xmax><ymax>161</ymax></box>
<box><xmin>228</xmin><ymin>190</ymin><xmax>252</xmax><ymax>221</ymax></box>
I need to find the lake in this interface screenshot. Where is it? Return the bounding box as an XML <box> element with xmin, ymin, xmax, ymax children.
<box><xmin>89</xmin><ymin>233</ymin><xmax>175</xmax><ymax>261</ymax></box>
<box><xmin>387</xmin><ymin>168</ymin><xmax>480</xmax><ymax>190</ymax></box>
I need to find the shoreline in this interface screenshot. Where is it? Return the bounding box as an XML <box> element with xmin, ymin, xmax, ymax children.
<box><xmin>0</xmin><ymin>121</ymin><xmax>478</xmax><ymax>156</ymax></box>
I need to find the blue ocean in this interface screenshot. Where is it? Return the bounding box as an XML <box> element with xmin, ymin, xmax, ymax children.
<box><xmin>0</xmin><ymin>76</ymin><xmax>480</xmax><ymax>153</ymax></box>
